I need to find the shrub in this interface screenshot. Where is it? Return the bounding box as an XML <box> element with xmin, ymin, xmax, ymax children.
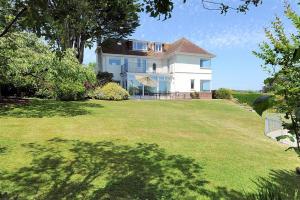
<box><xmin>50</xmin><ymin>50</ymin><xmax>96</xmax><ymax>101</ymax></box>
<box><xmin>96</xmin><ymin>72</ymin><xmax>113</xmax><ymax>87</ymax></box>
<box><xmin>55</xmin><ymin>82</ymin><xmax>86</xmax><ymax>101</ymax></box>
<box><xmin>245</xmin><ymin>184</ymin><xmax>299</xmax><ymax>200</ymax></box>
<box><xmin>214</xmin><ymin>88</ymin><xmax>232</xmax><ymax>99</ymax></box>
<box><xmin>94</xmin><ymin>83</ymin><xmax>129</xmax><ymax>101</ymax></box>
<box><xmin>190</xmin><ymin>92</ymin><xmax>199</xmax><ymax>99</ymax></box>
<box><xmin>232</xmin><ymin>92</ymin><xmax>262</xmax><ymax>106</ymax></box>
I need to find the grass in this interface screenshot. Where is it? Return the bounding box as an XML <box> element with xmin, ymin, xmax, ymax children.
<box><xmin>0</xmin><ymin>99</ymin><xmax>299</xmax><ymax>199</ymax></box>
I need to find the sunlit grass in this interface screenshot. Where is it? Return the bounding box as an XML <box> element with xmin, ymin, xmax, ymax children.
<box><xmin>0</xmin><ymin>99</ymin><xmax>299</xmax><ymax>199</ymax></box>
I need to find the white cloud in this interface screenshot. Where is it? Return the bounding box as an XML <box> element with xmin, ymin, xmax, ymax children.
<box><xmin>190</xmin><ymin>26</ymin><xmax>266</xmax><ymax>49</ymax></box>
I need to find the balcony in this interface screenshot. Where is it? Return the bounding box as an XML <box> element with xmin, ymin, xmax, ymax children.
<box><xmin>121</xmin><ymin>62</ymin><xmax>147</xmax><ymax>74</ymax></box>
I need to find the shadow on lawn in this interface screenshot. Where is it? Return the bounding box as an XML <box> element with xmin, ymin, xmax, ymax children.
<box><xmin>0</xmin><ymin>99</ymin><xmax>103</xmax><ymax>118</ymax></box>
<box><xmin>0</xmin><ymin>139</ymin><xmax>299</xmax><ymax>200</ymax></box>
<box><xmin>0</xmin><ymin>146</ymin><xmax>7</xmax><ymax>155</ymax></box>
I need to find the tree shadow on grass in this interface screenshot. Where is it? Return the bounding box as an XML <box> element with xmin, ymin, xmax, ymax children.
<box><xmin>0</xmin><ymin>146</ymin><xmax>7</xmax><ymax>155</ymax></box>
<box><xmin>0</xmin><ymin>138</ymin><xmax>210</xmax><ymax>200</ymax></box>
<box><xmin>0</xmin><ymin>99</ymin><xmax>103</xmax><ymax>118</ymax></box>
<box><xmin>0</xmin><ymin>139</ymin><xmax>299</xmax><ymax>200</ymax></box>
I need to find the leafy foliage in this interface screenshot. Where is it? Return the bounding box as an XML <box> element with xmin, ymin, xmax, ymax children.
<box><xmin>0</xmin><ymin>32</ymin><xmax>96</xmax><ymax>100</ymax></box>
<box><xmin>0</xmin><ymin>32</ymin><xmax>54</xmax><ymax>91</ymax></box>
<box><xmin>0</xmin><ymin>0</ymin><xmax>263</xmax><ymax>63</ymax></box>
<box><xmin>96</xmin><ymin>72</ymin><xmax>113</xmax><ymax>87</ymax></box>
<box><xmin>232</xmin><ymin>92</ymin><xmax>263</xmax><ymax>106</ymax></box>
<box><xmin>93</xmin><ymin>83</ymin><xmax>129</xmax><ymax>101</ymax></box>
<box><xmin>2</xmin><ymin>0</ymin><xmax>140</xmax><ymax>63</ymax></box>
<box><xmin>253</xmin><ymin>5</ymin><xmax>300</xmax><ymax>148</ymax></box>
<box><xmin>190</xmin><ymin>92</ymin><xmax>199</xmax><ymax>99</ymax></box>
<box><xmin>252</xmin><ymin>95</ymin><xmax>275</xmax><ymax>116</ymax></box>
<box><xmin>214</xmin><ymin>88</ymin><xmax>232</xmax><ymax>99</ymax></box>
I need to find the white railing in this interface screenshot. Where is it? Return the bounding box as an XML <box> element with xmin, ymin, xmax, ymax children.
<box><xmin>121</xmin><ymin>62</ymin><xmax>146</xmax><ymax>74</ymax></box>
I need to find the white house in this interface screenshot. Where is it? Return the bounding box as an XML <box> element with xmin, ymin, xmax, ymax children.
<box><xmin>96</xmin><ymin>38</ymin><xmax>215</xmax><ymax>99</ymax></box>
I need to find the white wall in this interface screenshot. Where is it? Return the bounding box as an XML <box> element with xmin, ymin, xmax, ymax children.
<box><xmin>174</xmin><ymin>54</ymin><xmax>212</xmax><ymax>74</ymax></box>
<box><xmin>170</xmin><ymin>54</ymin><xmax>212</xmax><ymax>93</ymax></box>
<box><xmin>171</xmin><ymin>73</ymin><xmax>212</xmax><ymax>92</ymax></box>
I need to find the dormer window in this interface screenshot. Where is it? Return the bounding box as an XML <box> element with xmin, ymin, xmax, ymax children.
<box><xmin>133</xmin><ymin>41</ymin><xmax>148</xmax><ymax>51</ymax></box>
<box><xmin>154</xmin><ymin>43</ymin><xmax>162</xmax><ymax>52</ymax></box>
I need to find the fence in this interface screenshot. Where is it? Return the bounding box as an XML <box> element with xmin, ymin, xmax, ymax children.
<box><xmin>265</xmin><ymin>115</ymin><xmax>297</xmax><ymax>147</ymax></box>
<box><xmin>265</xmin><ymin>116</ymin><xmax>283</xmax><ymax>135</ymax></box>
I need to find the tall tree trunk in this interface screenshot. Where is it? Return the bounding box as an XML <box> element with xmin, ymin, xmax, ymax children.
<box><xmin>78</xmin><ymin>42</ymin><xmax>85</xmax><ymax>64</ymax></box>
<box><xmin>76</xmin><ymin>36</ymin><xmax>85</xmax><ymax>64</ymax></box>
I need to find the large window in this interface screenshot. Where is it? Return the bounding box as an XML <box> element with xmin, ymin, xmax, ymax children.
<box><xmin>154</xmin><ymin>43</ymin><xmax>162</xmax><ymax>52</ymax></box>
<box><xmin>137</xmin><ymin>58</ymin><xmax>147</xmax><ymax>73</ymax></box>
<box><xmin>191</xmin><ymin>79</ymin><xmax>195</xmax><ymax>89</ymax></box>
<box><xmin>200</xmin><ymin>59</ymin><xmax>211</xmax><ymax>68</ymax></box>
<box><xmin>108</xmin><ymin>57</ymin><xmax>121</xmax><ymax>65</ymax></box>
<box><xmin>133</xmin><ymin>41</ymin><xmax>148</xmax><ymax>51</ymax></box>
<box><xmin>200</xmin><ymin>80</ymin><xmax>211</xmax><ymax>92</ymax></box>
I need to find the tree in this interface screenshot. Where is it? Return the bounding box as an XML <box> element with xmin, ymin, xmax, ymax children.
<box><xmin>253</xmin><ymin>5</ymin><xmax>300</xmax><ymax>149</ymax></box>
<box><xmin>0</xmin><ymin>31</ymin><xmax>96</xmax><ymax>100</ymax></box>
<box><xmin>2</xmin><ymin>0</ymin><xmax>139</xmax><ymax>63</ymax></box>
<box><xmin>0</xmin><ymin>0</ymin><xmax>262</xmax><ymax>63</ymax></box>
<box><xmin>0</xmin><ymin>32</ymin><xmax>53</xmax><ymax>98</ymax></box>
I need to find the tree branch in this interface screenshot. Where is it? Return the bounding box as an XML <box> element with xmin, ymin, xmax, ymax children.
<box><xmin>201</xmin><ymin>0</ymin><xmax>262</xmax><ymax>14</ymax></box>
<box><xmin>0</xmin><ymin>7</ymin><xmax>27</xmax><ymax>38</ymax></box>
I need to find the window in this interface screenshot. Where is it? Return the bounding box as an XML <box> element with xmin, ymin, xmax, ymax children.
<box><xmin>109</xmin><ymin>57</ymin><xmax>121</xmax><ymax>65</ymax></box>
<box><xmin>133</xmin><ymin>41</ymin><xmax>148</xmax><ymax>51</ymax></box>
<box><xmin>137</xmin><ymin>58</ymin><xmax>147</xmax><ymax>73</ymax></box>
<box><xmin>200</xmin><ymin>80</ymin><xmax>211</xmax><ymax>92</ymax></box>
<box><xmin>154</xmin><ymin>43</ymin><xmax>162</xmax><ymax>52</ymax></box>
<box><xmin>200</xmin><ymin>59</ymin><xmax>211</xmax><ymax>68</ymax></box>
<box><xmin>191</xmin><ymin>79</ymin><xmax>195</xmax><ymax>90</ymax></box>
<box><xmin>153</xmin><ymin>63</ymin><xmax>156</xmax><ymax>73</ymax></box>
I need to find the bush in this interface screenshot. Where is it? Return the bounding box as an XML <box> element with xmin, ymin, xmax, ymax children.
<box><xmin>245</xmin><ymin>184</ymin><xmax>299</xmax><ymax>200</ymax></box>
<box><xmin>232</xmin><ymin>92</ymin><xmax>262</xmax><ymax>106</ymax></box>
<box><xmin>214</xmin><ymin>88</ymin><xmax>232</xmax><ymax>99</ymax></box>
<box><xmin>96</xmin><ymin>72</ymin><xmax>113</xmax><ymax>87</ymax></box>
<box><xmin>50</xmin><ymin>50</ymin><xmax>96</xmax><ymax>101</ymax></box>
<box><xmin>94</xmin><ymin>83</ymin><xmax>129</xmax><ymax>101</ymax></box>
<box><xmin>55</xmin><ymin>82</ymin><xmax>86</xmax><ymax>101</ymax></box>
<box><xmin>190</xmin><ymin>92</ymin><xmax>199</xmax><ymax>99</ymax></box>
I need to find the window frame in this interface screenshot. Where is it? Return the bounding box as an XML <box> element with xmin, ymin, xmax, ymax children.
<box><xmin>191</xmin><ymin>79</ymin><xmax>195</xmax><ymax>90</ymax></box>
<box><xmin>108</xmin><ymin>57</ymin><xmax>121</xmax><ymax>66</ymax></box>
<box><xmin>200</xmin><ymin>80</ymin><xmax>211</xmax><ymax>92</ymax></box>
<box><xmin>133</xmin><ymin>41</ymin><xmax>148</xmax><ymax>51</ymax></box>
<box><xmin>137</xmin><ymin>58</ymin><xmax>147</xmax><ymax>73</ymax></box>
<box><xmin>154</xmin><ymin>43</ymin><xmax>162</xmax><ymax>52</ymax></box>
<box><xmin>200</xmin><ymin>59</ymin><xmax>211</xmax><ymax>68</ymax></box>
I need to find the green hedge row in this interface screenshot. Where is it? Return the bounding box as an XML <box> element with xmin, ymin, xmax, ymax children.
<box><xmin>232</xmin><ymin>92</ymin><xmax>262</xmax><ymax>106</ymax></box>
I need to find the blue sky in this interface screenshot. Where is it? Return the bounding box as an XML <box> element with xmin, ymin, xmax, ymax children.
<box><xmin>84</xmin><ymin>0</ymin><xmax>299</xmax><ymax>90</ymax></box>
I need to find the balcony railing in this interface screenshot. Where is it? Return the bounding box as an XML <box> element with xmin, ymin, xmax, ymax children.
<box><xmin>121</xmin><ymin>62</ymin><xmax>146</xmax><ymax>74</ymax></box>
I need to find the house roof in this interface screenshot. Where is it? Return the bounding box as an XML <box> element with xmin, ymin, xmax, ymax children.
<box><xmin>99</xmin><ymin>37</ymin><xmax>215</xmax><ymax>58</ymax></box>
<box><xmin>165</xmin><ymin>38</ymin><xmax>215</xmax><ymax>57</ymax></box>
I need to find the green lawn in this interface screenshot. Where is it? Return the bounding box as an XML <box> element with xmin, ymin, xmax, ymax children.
<box><xmin>0</xmin><ymin>99</ymin><xmax>299</xmax><ymax>199</ymax></box>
